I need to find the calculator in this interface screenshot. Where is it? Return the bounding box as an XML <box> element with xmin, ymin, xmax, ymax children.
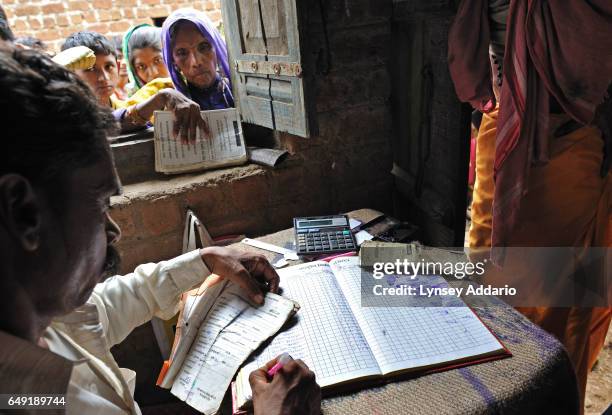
<box><xmin>294</xmin><ymin>215</ymin><xmax>357</xmax><ymax>255</ymax></box>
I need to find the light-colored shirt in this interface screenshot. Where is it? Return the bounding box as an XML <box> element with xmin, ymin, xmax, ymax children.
<box><xmin>0</xmin><ymin>250</ymin><xmax>209</xmax><ymax>415</ymax></box>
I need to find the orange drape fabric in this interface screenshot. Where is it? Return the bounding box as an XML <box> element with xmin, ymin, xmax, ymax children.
<box><xmin>469</xmin><ymin>109</ymin><xmax>612</xmax><ymax>408</ymax></box>
<box><xmin>450</xmin><ymin>0</ymin><xmax>612</xmax><ymax>253</ymax></box>
<box><xmin>468</xmin><ymin>108</ymin><xmax>498</xmax><ymax>248</ymax></box>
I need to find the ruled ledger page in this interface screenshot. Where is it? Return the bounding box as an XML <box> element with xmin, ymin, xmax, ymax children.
<box><xmin>330</xmin><ymin>256</ymin><xmax>505</xmax><ymax>375</ymax></box>
<box><xmin>239</xmin><ymin>261</ymin><xmax>382</xmax><ymax>390</ymax></box>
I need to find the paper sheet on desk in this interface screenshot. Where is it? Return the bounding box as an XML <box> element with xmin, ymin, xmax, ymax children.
<box><xmin>355</xmin><ymin>230</ymin><xmax>374</xmax><ymax>245</ymax></box>
<box><xmin>349</xmin><ymin>218</ymin><xmax>362</xmax><ymax>230</ymax></box>
<box><xmin>157</xmin><ymin>279</ymin><xmax>227</xmax><ymax>390</ymax></box>
<box><xmin>169</xmin><ymin>283</ymin><xmax>299</xmax><ymax>415</ymax></box>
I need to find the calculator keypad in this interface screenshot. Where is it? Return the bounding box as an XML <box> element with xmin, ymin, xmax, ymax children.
<box><xmin>296</xmin><ymin>230</ymin><xmax>356</xmax><ymax>254</ymax></box>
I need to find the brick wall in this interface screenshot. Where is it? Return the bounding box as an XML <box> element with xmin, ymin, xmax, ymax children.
<box><xmin>4</xmin><ymin>0</ymin><xmax>222</xmax><ymax>52</ymax></box>
<box><xmin>111</xmin><ymin>0</ymin><xmax>395</xmax><ymax>275</ymax></box>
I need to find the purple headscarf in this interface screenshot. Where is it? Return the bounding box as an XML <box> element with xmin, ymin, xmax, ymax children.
<box><xmin>161</xmin><ymin>8</ymin><xmax>231</xmax><ymax>98</ymax></box>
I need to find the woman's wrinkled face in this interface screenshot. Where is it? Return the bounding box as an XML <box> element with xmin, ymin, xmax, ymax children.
<box><xmin>172</xmin><ymin>22</ymin><xmax>217</xmax><ymax>89</ymax></box>
<box><xmin>132</xmin><ymin>46</ymin><xmax>169</xmax><ymax>85</ymax></box>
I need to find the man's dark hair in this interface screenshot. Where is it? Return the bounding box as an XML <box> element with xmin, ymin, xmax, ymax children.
<box><xmin>61</xmin><ymin>31</ymin><xmax>116</xmax><ymax>58</ymax></box>
<box><xmin>15</xmin><ymin>36</ymin><xmax>47</xmax><ymax>51</ymax></box>
<box><xmin>0</xmin><ymin>5</ymin><xmax>15</xmax><ymax>42</ymax></box>
<box><xmin>0</xmin><ymin>44</ymin><xmax>116</xmax><ymax>187</ymax></box>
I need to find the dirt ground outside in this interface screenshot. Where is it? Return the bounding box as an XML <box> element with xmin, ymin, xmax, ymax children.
<box><xmin>585</xmin><ymin>323</ymin><xmax>612</xmax><ymax>414</ymax></box>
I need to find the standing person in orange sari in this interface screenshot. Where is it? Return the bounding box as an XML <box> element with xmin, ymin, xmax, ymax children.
<box><xmin>448</xmin><ymin>0</ymin><xmax>611</xmax><ymax>410</ymax></box>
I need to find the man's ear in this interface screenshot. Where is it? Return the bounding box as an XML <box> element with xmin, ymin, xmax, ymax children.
<box><xmin>0</xmin><ymin>174</ymin><xmax>42</xmax><ymax>251</ymax></box>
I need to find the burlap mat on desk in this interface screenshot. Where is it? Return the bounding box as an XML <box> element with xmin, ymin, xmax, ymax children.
<box><xmin>228</xmin><ymin>209</ymin><xmax>579</xmax><ymax>414</ymax></box>
<box><xmin>320</xmin><ymin>301</ymin><xmax>578</xmax><ymax>414</ymax></box>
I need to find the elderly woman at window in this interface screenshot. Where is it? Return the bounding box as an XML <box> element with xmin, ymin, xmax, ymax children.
<box><xmin>124</xmin><ymin>9</ymin><xmax>234</xmax><ymax>112</ymax></box>
<box><xmin>162</xmin><ymin>8</ymin><xmax>234</xmax><ymax>109</ymax></box>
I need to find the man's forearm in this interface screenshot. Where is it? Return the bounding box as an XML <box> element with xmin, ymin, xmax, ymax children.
<box><xmin>90</xmin><ymin>251</ymin><xmax>210</xmax><ymax>347</ymax></box>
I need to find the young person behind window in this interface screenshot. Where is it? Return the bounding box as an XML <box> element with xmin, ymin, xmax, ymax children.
<box><xmin>61</xmin><ymin>31</ymin><xmax>209</xmax><ymax>142</ymax></box>
<box><xmin>122</xmin><ymin>24</ymin><xmax>170</xmax><ymax>96</ymax></box>
<box><xmin>15</xmin><ymin>36</ymin><xmax>48</xmax><ymax>52</ymax></box>
<box><xmin>62</xmin><ymin>32</ymin><xmax>124</xmax><ymax>109</ymax></box>
<box><xmin>112</xmin><ymin>35</ymin><xmax>129</xmax><ymax>101</ymax></box>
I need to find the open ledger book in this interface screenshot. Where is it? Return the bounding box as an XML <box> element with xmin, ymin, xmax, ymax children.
<box><xmin>156</xmin><ymin>279</ymin><xmax>299</xmax><ymax>415</ymax></box>
<box><xmin>153</xmin><ymin>108</ymin><xmax>247</xmax><ymax>174</ymax></box>
<box><xmin>234</xmin><ymin>256</ymin><xmax>508</xmax><ymax>410</ymax></box>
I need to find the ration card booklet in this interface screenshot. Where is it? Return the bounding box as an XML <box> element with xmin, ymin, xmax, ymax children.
<box><xmin>234</xmin><ymin>256</ymin><xmax>508</xmax><ymax>409</ymax></box>
<box><xmin>156</xmin><ymin>279</ymin><xmax>299</xmax><ymax>415</ymax></box>
<box><xmin>153</xmin><ymin>108</ymin><xmax>247</xmax><ymax>174</ymax></box>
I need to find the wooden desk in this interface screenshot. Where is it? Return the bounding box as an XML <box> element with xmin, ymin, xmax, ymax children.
<box><xmin>225</xmin><ymin>209</ymin><xmax>579</xmax><ymax>415</ymax></box>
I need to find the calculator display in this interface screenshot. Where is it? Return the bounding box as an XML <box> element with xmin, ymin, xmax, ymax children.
<box><xmin>298</xmin><ymin>219</ymin><xmax>332</xmax><ymax>228</ymax></box>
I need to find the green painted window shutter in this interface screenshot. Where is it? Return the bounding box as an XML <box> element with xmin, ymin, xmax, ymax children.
<box><xmin>221</xmin><ymin>0</ymin><xmax>316</xmax><ymax>137</ymax></box>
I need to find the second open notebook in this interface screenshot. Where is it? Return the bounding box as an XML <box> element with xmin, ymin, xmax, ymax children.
<box><xmin>234</xmin><ymin>256</ymin><xmax>509</xmax><ymax>410</ymax></box>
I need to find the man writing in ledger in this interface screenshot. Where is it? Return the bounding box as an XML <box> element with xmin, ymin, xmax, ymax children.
<box><xmin>0</xmin><ymin>44</ymin><xmax>320</xmax><ymax>414</ymax></box>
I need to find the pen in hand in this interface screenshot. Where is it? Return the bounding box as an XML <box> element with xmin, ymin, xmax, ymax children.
<box><xmin>267</xmin><ymin>352</ymin><xmax>293</xmax><ymax>377</ymax></box>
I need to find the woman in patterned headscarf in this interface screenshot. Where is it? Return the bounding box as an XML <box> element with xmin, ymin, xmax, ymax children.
<box><xmin>161</xmin><ymin>8</ymin><xmax>234</xmax><ymax>110</ymax></box>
